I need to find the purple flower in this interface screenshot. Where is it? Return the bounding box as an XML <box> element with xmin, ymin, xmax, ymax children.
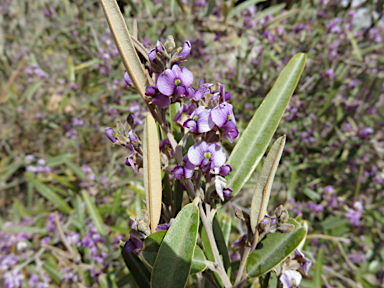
<box><xmin>82</xmin><ymin>236</ymin><xmax>95</xmax><ymax>248</ymax></box>
<box><xmin>190</xmin><ymin>82</ymin><xmax>212</xmax><ymax>101</ymax></box>
<box><xmin>145</xmin><ymin>85</ymin><xmax>171</xmax><ymax>108</ymax></box>
<box><xmin>25</xmin><ymin>155</ymin><xmax>35</xmax><ymax>163</ymax></box>
<box><xmin>188</xmin><ymin>141</ymin><xmax>226</xmax><ymax>174</ymax></box>
<box><xmin>124</xmin><ymin>144</ymin><xmax>137</xmax><ymax>173</ymax></box>
<box><xmin>0</xmin><ymin>254</ymin><xmax>19</xmax><ymax>270</ymax></box>
<box><xmin>124</xmin><ymin>72</ymin><xmax>133</xmax><ymax>86</ymax></box>
<box><xmin>231</xmin><ymin>234</ymin><xmax>247</xmax><ymax>247</ymax></box>
<box><xmin>124</xmin><ymin>235</ymin><xmax>143</xmax><ymax>255</ymax></box>
<box><xmin>105</xmin><ymin>127</ymin><xmax>117</xmax><ymax>143</ymax></box>
<box><xmin>324</xmin><ymin>185</ymin><xmax>334</xmax><ymax>194</ymax></box>
<box><xmin>157</xmin><ymin>65</ymin><xmax>194</xmax><ymax>96</ymax></box>
<box><xmin>211</xmin><ymin>102</ymin><xmax>239</xmax><ymax>142</ymax></box>
<box><xmin>183</xmin><ymin>106</ymin><xmax>214</xmax><ymax>133</ymax></box>
<box><xmin>178</xmin><ymin>41</ymin><xmax>191</xmax><ymax>60</ymax></box>
<box><xmin>294</xmin><ymin>250</ymin><xmax>312</xmax><ymax>275</ymax></box>
<box><xmin>219</xmin><ymin>164</ymin><xmax>232</xmax><ymax>176</ymax></box>
<box><xmin>214</xmin><ymin>176</ymin><xmax>232</xmax><ymax>200</ymax></box>
<box><xmin>280</xmin><ymin>270</ymin><xmax>302</xmax><ymax>288</ymax></box>
<box><xmin>171</xmin><ymin>155</ymin><xmax>196</xmax><ymax>179</ymax></box>
<box><xmin>173</xmin><ymin>103</ymin><xmax>197</xmax><ymax>125</ymax></box>
<box><xmin>155</xmin><ymin>218</ymin><xmax>174</xmax><ymax>232</ymax></box>
<box><xmin>4</xmin><ymin>270</ymin><xmax>24</xmax><ymax>288</ymax></box>
<box><xmin>345</xmin><ymin>203</ymin><xmax>362</xmax><ymax>227</ymax></box>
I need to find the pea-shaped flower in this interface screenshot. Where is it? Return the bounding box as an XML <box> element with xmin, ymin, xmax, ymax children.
<box><xmin>187</xmin><ymin>141</ymin><xmax>226</xmax><ymax>174</ymax></box>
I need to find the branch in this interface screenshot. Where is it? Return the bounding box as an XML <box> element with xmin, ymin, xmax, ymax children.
<box><xmin>198</xmin><ymin>202</ymin><xmax>232</xmax><ymax>288</ymax></box>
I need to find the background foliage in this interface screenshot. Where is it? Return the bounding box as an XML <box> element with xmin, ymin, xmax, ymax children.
<box><xmin>1</xmin><ymin>0</ymin><xmax>383</xmax><ymax>287</ymax></box>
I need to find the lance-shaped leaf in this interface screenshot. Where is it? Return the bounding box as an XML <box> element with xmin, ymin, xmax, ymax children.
<box><xmin>143</xmin><ymin>113</ymin><xmax>162</xmax><ymax>233</ymax></box>
<box><xmin>225</xmin><ymin>53</ymin><xmax>306</xmax><ymax>201</ymax></box>
<box><xmin>250</xmin><ymin>135</ymin><xmax>286</xmax><ymax>234</ymax></box>
<box><xmin>151</xmin><ymin>204</ymin><xmax>199</xmax><ymax>288</ymax></box>
<box><xmin>120</xmin><ymin>242</ymin><xmax>151</xmax><ymax>288</ymax></box>
<box><xmin>141</xmin><ymin>230</ymin><xmax>206</xmax><ymax>274</ymax></box>
<box><xmin>246</xmin><ymin>219</ymin><xmax>307</xmax><ymax>278</ymax></box>
<box><xmin>100</xmin><ymin>0</ymin><xmax>147</xmax><ymax>98</ymax></box>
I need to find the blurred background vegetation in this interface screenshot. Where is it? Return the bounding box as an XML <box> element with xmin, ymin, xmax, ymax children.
<box><xmin>0</xmin><ymin>0</ymin><xmax>383</xmax><ymax>287</ymax></box>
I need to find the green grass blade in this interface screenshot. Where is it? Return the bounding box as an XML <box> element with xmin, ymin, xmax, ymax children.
<box><xmin>81</xmin><ymin>190</ymin><xmax>107</xmax><ymax>237</ymax></box>
<box><xmin>26</xmin><ymin>173</ymin><xmax>72</xmax><ymax>214</ymax></box>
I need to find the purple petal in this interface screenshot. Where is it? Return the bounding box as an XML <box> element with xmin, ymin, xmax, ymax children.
<box><xmin>184</xmin><ymin>118</ymin><xmax>198</xmax><ymax>132</ymax></box>
<box><xmin>183</xmin><ymin>158</ymin><xmax>196</xmax><ymax>179</ymax></box>
<box><xmin>280</xmin><ymin>270</ymin><xmax>302</xmax><ymax>288</ymax></box>
<box><xmin>124</xmin><ymin>235</ymin><xmax>143</xmax><ymax>254</ymax></box>
<box><xmin>188</xmin><ymin>141</ymin><xmax>209</xmax><ymax>166</ymax></box>
<box><xmin>178</xmin><ymin>66</ymin><xmax>194</xmax><ymax>87</ymax></box>
<box><xmin>157</xmin><ymin>69</ymin><xmax>176</xmax><ymax>96</ymax></box>
<box><xmin>219</xmin><ymin>165</ymin><xmax>232</xmax><ymax>176</ymax></box>
<box><xmin>208</xmin><ymin>143</ymin><xmax>226</xmax><ymax>171</ymax></box>
<box><xmin>171</xmin><ymin>165</ymin><xmax>184</xmax><ymax>179</ymax></box>
<box><xmin>192</xmin><ymin>83</ymin><xmax>212</xmax><ymax>101</ymax></box>
<box><xmin>179</xmin><ymin>40</ymin><xmax>191</xmax><ymax>60</ymax></box>
<box><xmin>152</xmin><ymin>94</ymin><xmax>171</xmax><ymax>108</ymax></box>
<box><xmin>148</xmin><ymin>48</ymin><xmax>157</xmax><ymax>62</ymax></box>
<box><xmin>212</xmin><ymin>103</ymin><xmax>233</xmax><ymax>128</ymax></box>
<box><xmin>175</xmin><ymin>85</ymin><xmax>186</xmax><ymax>97</ymax></box>
<box><xmin>124</xmin><ymin>72</ymin><xmax>132</xmax><ymax>86</ymax></box>
<box><xmin>145</xmin><ymin>85</ymin><xmax>157</xmax><ymax>97</ymax></box>
<box><xmin>105</xmin><ymin>127</ymin><xmax>117</xmax><ymax>143</ymax></box>
<box><xmin>196</xmin><ymin>109</ymin><xmax>214</xmax><ymax>133</ymax></box>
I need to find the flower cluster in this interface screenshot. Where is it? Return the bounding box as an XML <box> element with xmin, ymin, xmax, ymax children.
<box><xmin>106</xmin><ymin>36</ymin><xmax>239</xmax><ymax>203</ymax></box>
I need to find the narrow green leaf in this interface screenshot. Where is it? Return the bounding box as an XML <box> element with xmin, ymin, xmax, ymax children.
<box><xmin>250</xmin><ymin>136</ymin><xmax>286</xmax><ymax>233</ymax></box>
<box><xmin>346</xmin><ymin>31</ymin><xmax>363</xmax><ymax>61</ymax></box>
<box><xmin>246</xmin><ymin>219</ymin><xmax>307</xmax><ymax>278</ymax></box>
<box><xmin>120</xmin><ymin>242</ymin><xmax>151</xmax><ymax>288</ymax></box>
<box><xmin>142</xmin><ymin>230</ymin><xmax>206</xmax><ymax>274</ymax></box>
<box><xmin>151</xmin><ymin>204</ymin><xmax>199</xmax><ymax>288</ymax></box>
<box><xmin>46</xmin><ymin>154</ymin><xmax>75</xmax><ymax>167</ymax></box>
<box><xmin>100</xmin><ymin>0</ymin><xmax>148</xmax><ymax>99</ymax></box>
<box><xmin>226</xmin><ymin>53</ymin><xmax>306</xmax><ymax>200</ymax></box>
<box><xmin>143</xmin><ymin>114</ymin><xmax>162</xmax><ymax>233</ymax></box>
<box><xmin>26</xmin><ymin>173</ymin><xmax>72</xmax><ymax>214</ymax></box>
<box><xmin>64</xmin><ymin>159</ymin><xmax>86</xmax><ymax>179</ymax></box>
<box><xmin>227</xmin><ymin>0</ymin><xmax>267</xmax><ymax>18</ymax></box>
<box><xmin>43</xmin><ymin>262</ymin><xmax>61</xmax><ymax>284</ymax></box>
<box><xmin>314</xmin><ymin>248</ymin><xmax>324</xmax><ymax>288</ymax></box>
<box><xmin>81</xmin><ymin>190</ymin><xmax>107</xmax><ymax>237</ymax></box>
<box><xmin>213</xmin><ymin>217</ymin><xmax>231</xmax><ymax>271</ymax></box>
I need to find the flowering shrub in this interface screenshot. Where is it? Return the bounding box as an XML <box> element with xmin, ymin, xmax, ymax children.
<box><xmin>1</xmin><ymin>0</ymin><xmax>383</xmax><ymax>287</ymax></box>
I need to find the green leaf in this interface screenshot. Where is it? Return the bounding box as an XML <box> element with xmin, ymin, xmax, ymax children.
<box><xmin>213</xmin><ymin>217</ymin><xmax>231</xmax><ymax>271</ymax></box>
<box><xmin>142</xmin><ymin>230</ymin><xmax>206</xmax><ymax>275</ymax></box>
<box><xmin>120</xmin><ymin>242</ymin><xmax>151</xmax><ymax>288</ymax></box>
<box><xmin>250</xmin><ymin>136</ymin><xmax>286</xmax><ymax>234</ymax></box>
<box><xmin>151</xmin><ymin>204</ymin><xmax>199</xmax><ymax>288</ymax></box>
<box><xmin>81</xmin><ymin>190</ymin><xmax>107</xmax><ymax>237</ymax></box>
<box><xmin>143</xmin><ymin>114</ymin><xmax>162</xmax><ymax>233</ymax></box>
<box><xmin>226</xmin><ymin>53</ymin><xmax>306</xmax><ymax>201</ymax></box>
<box><xmin>43</xmin><ymin>262</ymin><xmax>61</xmax><ymax>284</ymax></box>
<box><xmin>314</xmin><ymin>248</ymin><xmax>324</xmax><ymax>288</ymax></box>
<box><xmin>246</xmin><ymin>219</ymin><xmax>307</xmax><ymax>278</ymax></box>
<box><xmin>227</xmin><ymin>0</ymin><xmax>267</xmax><ymax>18</ymax></box>
<box><xmin>26</xmin><ymin>173</ymin><xmax>72</xmax><ymax>214</ymax></box>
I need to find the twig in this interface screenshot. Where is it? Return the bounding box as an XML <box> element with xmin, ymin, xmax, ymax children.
<box><xmin>235</xmin><ymin>230</ymin><xmax>259</xmax><ymax>286</ymax></box>
<box><xmin>306</xmin><ymin>234</ymin><xmax>351</xmax><ymax>244</ymax></box>
<box><xmin>198</xmin><ymin>202</ymin><xmax>232</xmax><ymax>288</ymax></box>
